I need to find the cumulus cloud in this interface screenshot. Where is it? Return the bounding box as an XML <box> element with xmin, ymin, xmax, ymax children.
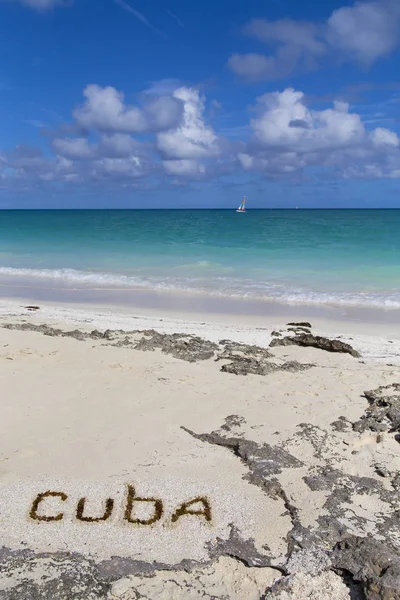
<box><xmin>370</xmin><ymin>127</ymin><xmax>399</xmax><ymax>147</ymax></box>
<box><xmin>229</xmin><ymin>0</ymin><xmax>400</xmax><ymax>80</ymax></box>
<box><xmin>327</xmin><ymin>0</ymin><xmax>400</xmax><ymax>64</ymax></box>
<box><xmin>98</xmin><ymin>133</ymin><xmax>140</xmax><ymax>158</ymax></box>
<box><xmin>251</xmin><ymin>89</ymin><xmax>364</xmax><ymax>151</ymax></box>
<box><xmin>2</xmin><ymin>80</ymin><xmax>400</xmax><ymax>191</ymax></box>
<box><xmin>73</xmin><ymin>84</ymin><xmax>182</xmax><ymax>133</ymax></box>
<box><xmin>91</xmin><ymin>156</ymin><xmax>143</xmax><ymax>178</ymax></box>
<box><xmin>53</xmin><ymin>133</ymin><xmax>141</xmax><ymax>161</ymax></box>
<box><xmin>157</xmin><ymin>87</ymin><xmax>219</xmax><ymax>175</ymax></box>
<box><xmin>52</xmin><ymin>137</ymin><xmax>93</xmax><ymax>159</ymax></box>
<box><xmin>238</xmin><ymin>87</ymin><xmax>400</xmax><ymax>179</ymax></box>
<box><xmin>162</xmin><ymin>159</ymin><xmax>206</xmax><ymax>176</ymax></box>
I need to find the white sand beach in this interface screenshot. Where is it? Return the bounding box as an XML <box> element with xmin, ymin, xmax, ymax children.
<box><xmin>1</xmin><ymin>298</ymin><xmax>400</xmax><ymax>599</ymax></box>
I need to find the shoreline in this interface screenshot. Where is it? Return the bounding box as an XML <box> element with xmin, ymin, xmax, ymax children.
<box><xmin>1</xmin><ymin>295</ymin><xmax>400</xmax><ymax>366</ymax></box>
<box><xmin>2</xmin><ymin>282</ymin><xmax>400</xmax><ymax>330</ymax></box>
<box><xmin>2</xmin><ymin>273</ymin><xmax>400</xmax><ymax>321</ymax></box>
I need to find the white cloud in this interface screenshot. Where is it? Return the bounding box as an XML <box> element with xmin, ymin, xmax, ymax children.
<box><xmin>327</xmin><ymin>0</ymin><xmax>400</xmax><ymax>64</ymax></box>
<box><xmin>162</xmin><ymin>159</ymin><xmax>206</xmax><ymax>176</ymax></box>
<box><xmin>370</xmin><ymin>127</ymin><xmax>399</xmax><ymax>146</ymax></box>
<box><xmin>99</xmin><ymin>133</ymin><xmax>140</xmax><ymax>157</ymax></box>
<box><xmin>73</xmin><ymin>85</ymin><xmax>182</xmax><ymax>134</ymax></box>
<box><xmin>245</xmin><ymin>18</ymin><xmax>324</xmax><ymax>53</ymax></box>
<box><xmin>73</xmin><ymin>85</ymin><xmax>147</xmax><ymax>133</ymax></box>
<box><xmin>52</xmin><ymin>137</ymin><xmax>93</xmax><ymax>159</ymax></box>
<box><xmin>240</xmin><ymin>87</ymin><xmax>400</xmax><ymax>179</ymax></box>
<box><xmin>2</xmin><ymin>80</ymin><xmax>400</xmax><ymax>190</ymax></box>
<box><xmin>52</xmin><ymin>132</ymin><xmax>141</xmax><ymax>161</ymax></box>
<box><xmin>157</xmin><ymin>87</ymin><xmax>219</xmax><ymax>160</ymax></box>
<box><xmin>229</xmin><ymin>0</ymin><xmax>400</xmax><ymax>80</ymax></box>
<box><xmin>251</xmin><ymin>89</ymin><xmax>364</xmax><ymax>151</ymax></box>
<box><xmin>91</xmin><ymin>156</ymin><xmax>142</xmax><ymax>178</ymax></box>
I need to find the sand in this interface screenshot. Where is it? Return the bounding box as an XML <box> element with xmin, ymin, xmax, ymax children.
<box><xmin>0</xmin><ymin>298</ymin><xmax>399</xmax><ymax>599</ymax></box>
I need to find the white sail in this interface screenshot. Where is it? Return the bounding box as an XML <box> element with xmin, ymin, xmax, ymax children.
<box><xmin>236</xmin><ymin>196</ymin><xmax>246</xmax><ymax>212</ymax></box>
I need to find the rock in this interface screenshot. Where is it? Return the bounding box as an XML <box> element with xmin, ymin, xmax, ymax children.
<box><xmin>3</xmin><ymin>323</ymin><xmax>63</xmax><ymax>336</ymax></box>
<box><xmin>270</xmin><ymin>333</ymin><xmax>360</xmax><ymax>358</ymax></box>
<box><xmin>221</xmin><ymin>358</ymin><xmax>279</xmax><ymax>376</ymax></box>
<box><xmin>220</xmin><ymin>357</ymin><xmax>312</xmax><ymax>376</ymax></box>
<box><xmin>352</xmin><ymin>383</ymin><xmax>400</xmax><ymax>433</ymax></box>
<box><xmin>286</xmin><ymin>322</ymin><xmax>312</xmax><ymax>328</ymax></box>
<box><xmin>287</xmin><ymin>327</ymin><xmax>311</xmax><ymax>334</ymax></box>
<box><xmin>374</xmin><ymin>464</ymin><xmax>390</xmax><ymax>478</ymax></box>
<box><xmin>271</xmin><ymin>331</ymin><xmax>282</xmax><ymax>337</ymax></box>
<box><xmin>331</xmin><ymin>417</ymin><xmax>350</xmax><ymax>432</ymax></box>
<box><xmin>332</xmin><ymin>537</ymin><xmax>400</xmax><ymax>600</ymax></box>
<box><xmin>264</xmin><ymin>571</ymin><xmax>355</xmax><ymax>600</ymax></box>
<box><xmin>109</xmin><ymin>556</ymin><xmax>279</xmax><ymax>600</ymax></box>
<box><xmin>24</xmin><ymin>305</ymin><xmax>40</xmax><ymax>311</ymax></box>
<box><xmin>182</xmin><ymin>425</ymin><xmax>303</xmax><ymax>487</ymax></box>
<box><xmin>217</xmin><ymin>340</ymin><xmax>273</xmax><ymax>361</ymax></box>
<box><xmin>279</xmin><ymin>361</ymin><xmax>314</xmax><ymax>373</ymax></box>
<box><xmin>134</xmin><ymin>330</ymin><xmax>218</xmax><ymax>362</ymax></box>
<box><xmin>62</xmin><ymin>329</ymin><xmax>87</xmax><ymax>341</ymax></box>
<box><xmin>220</xmin><ymin>415</ymin><xmax>246</xmax><ymax>432</ymax></box>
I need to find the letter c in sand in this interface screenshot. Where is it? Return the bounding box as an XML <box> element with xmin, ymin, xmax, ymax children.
<box><xmin>30</xmin><ymin>491</ymin><xmax>68</xmax><ymax>522</ymax></box>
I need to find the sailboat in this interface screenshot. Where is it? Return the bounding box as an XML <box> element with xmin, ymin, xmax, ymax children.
<box><xmin>236</xmin><ymin>196</ymin><xmax>246</xmax><ymax>213</ymax></box>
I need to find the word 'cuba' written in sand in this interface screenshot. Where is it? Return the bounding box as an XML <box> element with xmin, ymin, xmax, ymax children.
<box><xmin>29</xmin><ymin>485</ymin><xmax>212</xmax><ymax>526</ymax></box>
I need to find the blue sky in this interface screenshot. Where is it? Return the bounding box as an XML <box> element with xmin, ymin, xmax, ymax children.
<box><xmin>0</xmin><ymin>0</ymin><xmax>400</xmax><ymax>208</ymax></box>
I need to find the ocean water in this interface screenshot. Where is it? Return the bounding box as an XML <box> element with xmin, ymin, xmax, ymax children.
<box><xmin>1</xmin><ymin>209</ymin><xmax>400</xmax><ymax>309</ymax></box>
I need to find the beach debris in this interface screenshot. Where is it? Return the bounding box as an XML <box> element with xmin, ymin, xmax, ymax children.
<box><xmin>352</xmin><ymin>383</ymin><xmax>400</xmax><ymax>433</ymax></box>
<box><xmin>270</xmin><ymin>332</ymin><xmax>361</xmax><ymax>358</ymax></box>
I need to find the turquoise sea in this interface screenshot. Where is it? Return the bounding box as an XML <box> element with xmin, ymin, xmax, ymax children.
<box><xmin>1</xmin><ymin>209</ymin><xmax>400</xmax><ymax>309</ymax></box>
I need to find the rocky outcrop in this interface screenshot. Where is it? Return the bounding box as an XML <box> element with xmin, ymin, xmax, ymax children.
<box><xmin>2</xmin><ymin>322</ymin><xmax>314</xmax><ymax>376</ymax></box>
<box><xmin>220</xmin><ymin>358</ymin><xmax>313</xmax><ymax>376</ymax></box>
<box><xmin>353</xmin><ymin>383</ymin><xmax>400</xmax><ymax>433</ymax></box>
<box><xmin>134</xmin><ymin>331</ymin><xmax>219</xmax><ymax>362</ymax></box>
<box><xmin>270</xmin><ymin>333</ymin><xmax>360</xmax><ymax>358</ymax></box>
<box><xmin>332</xmin><ymin>537</ymin><xmax>400</xmax><ymax>600</ymax></box>
<box><xmin>181</xmin><ymin>416</ymin><xmax>400</xmax><ymax>600</ymax></box>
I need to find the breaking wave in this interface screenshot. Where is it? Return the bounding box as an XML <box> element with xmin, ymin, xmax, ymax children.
<box><xmin>1</xmin><ymin>266</ymin><xmax>400</xmax><ymax>309</ymax></box>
